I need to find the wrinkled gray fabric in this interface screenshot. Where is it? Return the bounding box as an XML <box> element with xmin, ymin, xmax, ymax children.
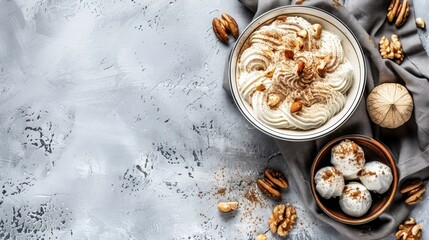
<box><xmin>223</xmin><ymin>0</ymin><xmax>429</xmax><ymax>239</ymax></box>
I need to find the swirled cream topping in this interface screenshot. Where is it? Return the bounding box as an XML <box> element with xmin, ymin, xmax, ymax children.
<box><xmin>237</xmin><ymin>16</ymin><xmax>354</xmax><ymax>130</ymax></box>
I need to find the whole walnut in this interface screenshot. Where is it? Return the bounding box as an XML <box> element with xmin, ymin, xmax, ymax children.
<box><xmin>395</xmin><ymin>218</ymin><xmax>423</xmax><ymax>240</ymax></box>
<box><xmin>269</xmin><ymin>203</ymin><xmax>297</xmax><ymax>237</ymax></box>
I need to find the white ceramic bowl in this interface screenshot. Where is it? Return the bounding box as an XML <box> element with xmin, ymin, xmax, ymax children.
<box><xmin>228</xmin><ymin>6</ymin><xmax>366</xmax><ymax>141</ymax></box>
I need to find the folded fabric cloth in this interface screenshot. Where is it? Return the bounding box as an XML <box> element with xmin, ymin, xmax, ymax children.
<box><xmin>223</xmin><ymin>0</ymin><xmax>429</xmax><ymax>239</ymax></box>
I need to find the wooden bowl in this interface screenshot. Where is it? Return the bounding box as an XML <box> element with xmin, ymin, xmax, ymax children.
<box><xmin>310</xmin><ymin>135</ymin><xmax>398</xmax><ymax>225</ymax></box>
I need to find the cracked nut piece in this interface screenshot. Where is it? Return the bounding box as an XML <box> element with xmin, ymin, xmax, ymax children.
<box><xmin>395</xmin><ymin>0</ymin><xmax>410</xmax><ymax>27</ymax></box>
<box><xmin>297</xmin><ymin>29</ymin><xmax>308</xmax><ymax>39</ymax></box>
<box><xmin>265</xmin><ymin>169</ymin><xmax>289</xmax><ymax>189</ymax></box>
<box><xmin>400</xmin><ymin>178</ymin><xmax>426</xmax><ymax>205</ymax></box>
<box><xmin>400</xmin><ymin>179</ymin><xmax>423</xmax><ymax>193</ymax></box>
<box><xmin>312</xmin><ymin>24</ymin><xmax>322</xmax><ymax>39</ymax></box>
<box><xmin>269</xmin><ymin>204</ymin><xmax>297</xmax><ymax>237</ymax></box>
<box><xmin>212</xmin><ymin>18</ymin><xmax>228</xmax><ymax>43</ymax></box>
<box><xmin>379</xmin><ymin>35</ymin><xmax>404</xmax><ymax>64</ymax></box>
<box><xmin>416</xmin><ymin>18</ymin><xmax>426</xmax><ymax>29</ymax></box>
<box><xmin>265</xmin><ymin>68</ymin><xmax>275</xmax><ymax>78</ymax></box>
<box><xmin>221</xmin><ymin>13</ymin><xmax>239</xmax><ymax>38</ymax></box>
<box><xmin>257</xmin><ymin>178</ymin><xmax>281</xmax><ymax>199</ymax></box>
<box><xmin>256</xmin><ymin>234</ymin><xmax>268</xmax><ymax>240</ymax></box>
<box><xmin>387</xmin><ymin>0</ymin><xmax>400</xmax><ymax>23</ymax></box>
<box><xmin>379</xmin><ymin>36</ymin><xmax>393</xmax><ymax>59</ymax></box>
<box><xmin>217</xmin><ymin>201</ymin><xmax>238</xmax><ymax>213</ymax></box>
<box><xmin>255</xmin><ymin>83</ymin><xmax>266</xmax><ymax>91</ymax></box>
<box><xmin>295</xmin><ymin>37</ymin><xmax>305</xmax><ymax>51</ymax></box>
<box><xmin>395</xmin><ymin>218</ymin><xmax>423</xmax><ymax>240</ymax></box>
<box><xmin>290</xmin><ymin>101</ymin><xmax>302</xmax><ymax>114</ymax></box>
<box><xmin>316</xmin><ymin>60</ymin><xmax>327</xmax><ymax>77</ymax></box>
<box><xmin>284</xmin><ymin>49</ymin><xmax>294</xmax><ymax>59</ymax></box>
<box><xmin>267</xmin><ymin>93</ymin><xmax>283</xmax><ymax>108</ymax></box>
<box><xmin>296</xmin><ymin>61</ymin><xmax>305</xmax><ymax>76</ymax></box>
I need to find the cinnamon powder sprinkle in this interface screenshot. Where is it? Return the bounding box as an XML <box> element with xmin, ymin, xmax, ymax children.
<box><xmin>333</xmin><ymin>140</ymin><xmax>364</xmax><ymax>166</ymax></box>
<box><xmin>358</xmin><ymin>170</ymin><xmax>376</xmax><ymax>177</ymax></box>
<box><xmin>215</xmin><ymin>187</ymin><xmax>226</xmax><ymax>196</ymax></box>
<box><xmin>322</xmin><ymin>170</ymin><xmax>334</xmax><ymax>180</ymax></box>
<box><xmin>244</xmin><ymin>189</ymin><xmax>260</xmax><ymax>204</ymax></box>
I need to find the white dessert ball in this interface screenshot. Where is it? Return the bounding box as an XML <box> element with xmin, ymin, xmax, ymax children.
<box><xmin>331</xmin><ymin>139</ymin><xmax>365</xmax><ymax>180</ymax></box>
<box><xmin>339</xmin><ymin>182</ymin><xmax>372</xmax><ymax>217</ymax></box>
<box><xmin>358</xmin><ymin>161</ymin><xmax>393</xmax><ymax>194</ymax></box>
<box><xmin>315</xmin><ymin>166</ymin><xmax>345</xmax><ymax>199</ymax></box>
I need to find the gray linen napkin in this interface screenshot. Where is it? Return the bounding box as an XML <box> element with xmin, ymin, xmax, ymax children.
<box><xmin>223</xmin><ymin>0</ymin><xmax>429</xmax><ymax>239</ymax></box>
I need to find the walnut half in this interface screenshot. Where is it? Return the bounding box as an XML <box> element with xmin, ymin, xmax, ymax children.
<box><xmin>379</xmin><ymin>35</ymin><xmax>404</xmax><ymax>64</ymax></box>
<box><xmin>269</xmin><ymin>203</ymin><xmax>297</xmax><ymax>237</ymax></box>
<box><xmin>400</xmin><ymin>178</ymin><xmax>426</xmax><ymax>205</ymax></box>
<box><xmin>386</xmin><ymin>0</ymin><xmax>410</xmax><ymax>28</ymax></box>
<box><xmin>395</xmin><ymin>218</ymin><xmax>423</xmax><ymax>240</ymax></box>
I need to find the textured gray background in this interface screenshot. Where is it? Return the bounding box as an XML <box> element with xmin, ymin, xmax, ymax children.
<box><xmin>0</xmin><ymin>0</ymin><xmax>427</xmax><ymax>239</ymax></box>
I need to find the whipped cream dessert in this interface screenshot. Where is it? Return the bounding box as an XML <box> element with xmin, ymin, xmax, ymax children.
<box><xmin>331</xmin><ymin>139</ymin><xmax>365</xmax><ymax>180</ymax></box>
<box><xmin>358</xmin><ymin>161</ymin><xmax>393</xmax><ymax>194</ymax></box>
<box><xmin>315</xmin><ymin>166</ymin><xmax>345</xmax><ymax>199</ymax></box>
<box><xmin>339</xmin><ymin>182</ymin><xmax>372</xmax><ymax>217</ymax></box>
<box><xmin>237</xmin><ymin>16</ymin><xmax>354</xmax><ymax>130</ymax></box>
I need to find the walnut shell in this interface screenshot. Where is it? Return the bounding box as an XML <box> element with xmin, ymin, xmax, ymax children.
<box><xmin>367</xmin><ymin>83</ymin><xmax>413</xmax><ymax>128</ymax></box>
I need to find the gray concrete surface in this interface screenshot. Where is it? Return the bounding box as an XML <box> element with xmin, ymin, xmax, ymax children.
<box><xmin>0</xmin><ymin>0</ymin><xmax>427</xmax><ymax>239</ymax></box>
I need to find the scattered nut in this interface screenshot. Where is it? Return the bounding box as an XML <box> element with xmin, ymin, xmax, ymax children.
<box><xmin>400</xmin><ymin>178</ymin><xmax>426</xmax><ymax>205</ymax></box>
<box><xmin>380</xmin><ymin>36</ymin><xmax>394</xmax><ymax>59</ymax></box>
<box><xmin>379</xmin><ymin>35</ymin><xmax>404</xmax><ymax>64</ymax></box>
<box><xmin>255</xmin><ymin>83</ymin><xmax>266</xmax><ymax>91</ymax></box>
<box><xmin>284</xmin><ymin>49</ymin><xmax>294</xmax><ymax>59</ymax></box>
<box><xmin>297</xmin><ymin>29</ymin><xmax>308</xmax><ymax>39</ymax></box>
<box><xmin>386</xmin><ymin>0</ymin><xmax>410</xmax><ymax>28</ymax></box>
<box><xmin>269</xmin><ymin>203</ymin><xmax>297</xmax><ymax>237</ymax></box>
<box><xmin>295</xmin><ymin>0</ymin><xmax>305</xmax><ymax>5</ymax></box>
<box><xmin>256</xmin><ymin>234</ymin><xmax>268</xmax><ymax>240</ymax></box>
<box><xmin>221</xmin><ymin>13</ymin><xmax>239</xmax><ymax>38</ymax></box>
<box><xmin>212</xmin><ymin>13</ymin><xmax>239</xmax><ymax>43</ymax></box>
<box><xmin>296</xmin><ymin>61</ymin><xmax>305</xmax><ymax>76</ymax></box>
<box><xmin>267</xmin><ymin>93</ymin><xmax>282</xmax><ymax>108</ymax></box>
<box><xmin>395</xmin><ymin>0</ymin><xmax>410</xmax><ymax>28</ymax></box>
<box><xmin>212</xmin><ymin>18</ymin><xmax>228</xmax><ymax>43</ymax></box>
<box><xmin>395</xmin><ymin>218</ymin><xmax>423</xmax><ymax>240</ymax></box>
<box><xmin>316</xmin><ymin>60</ymin><xmax>327</xmax><ymax>77</ymax></box>
<box><xmin>405</xmin><ymin>187</ymin><xmax>426</xmax><ymax>205</ymax></box>
<box><xmin>257</xmin><ymin>179</ymin><xmax>281</xmax><ymax>199</ymax></box>
<box><xmin>257</xmin><ymin>168</ymin><xmax>289</xmax><ymax>199</ymax></box>
<box><xmin>265</xmin><ymin>68</ymin><xmax>275</xmax><ymax>78</ymax></box>
<box><xmin>400</xmin><ymin>179</ymin><xmax>423</xmax><ymax>193</ymax></box>
<box><xmin>416</xmin><ymin>18</ymin><xmax>426</xmax><ymax>29</ymax></box>
<box><xmin>295</xmin><ymin>38</ymin><xmax>305</xmax><ymax>51</ymax></box>
<box><xmin>290</xmin><ymin>101</ymin><xmax>302</xmax><ymax>113</ymax></box>
<box><xmin>265</xmin><ymin>169</ymin><xmax>289</xmax><ymax>189</ymax></box>
<box><xmin>312</xmin><ymin>24</ymin><xmax>322</xmax><ymax>39</ymax></box>
<box><xmin>387</xmin><ymin>0</ymin><xmax>400</xmax><ymax>23</ymax></box>
<box><xmin>217</xmin><ymin>201</ymin><xmax>238</xmax><ymax>213</ymax></box>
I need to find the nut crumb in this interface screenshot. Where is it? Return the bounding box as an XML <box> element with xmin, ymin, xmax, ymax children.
<box><xmin>255</xmin><ymin>83</ymin><xmax>266</xmax><ymax>91</ymax></box>
<box><xmin>312</xmin><ymin>24</ymin><xmax>322</xmax><ymax>39</ymax></box>
<box><xmin>296</xmin><ymin>61</ymin><xmax>305</xmax><ymax>76</ymax></box>
<box><xmin>217</xmin><ymin>201</ymin><xmax>238</xmax><ymax>213</ymax></box>
<box><xmin>416</xmin><ymin>18</ymin><xmax>425</xmax><ymax>29</ymax></box>
<box><xmin>290</xmin><ymin>101</ymin><xmax>302</xmax><ymax>113</ymax></box>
